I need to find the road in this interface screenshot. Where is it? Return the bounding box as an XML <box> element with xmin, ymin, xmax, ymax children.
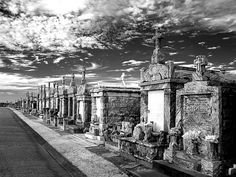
<box><xmin>0</xmin><ymin>107</ymin><xmax>73</xmax><ymax>177</ymax></box>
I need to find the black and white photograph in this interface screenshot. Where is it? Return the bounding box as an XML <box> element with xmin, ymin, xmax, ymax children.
<box><xmin>0</xmin><ymin>0</ymin><xmax>236</xmax><ymax>176</ymax></box>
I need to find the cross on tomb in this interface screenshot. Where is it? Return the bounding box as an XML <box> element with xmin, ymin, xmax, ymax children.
<box><xmin>62</xmin><ymin>76</ymin><xmax>66</xmax><ymax>90</ymax></box>
<box><xmin>151</xmin><ymin>27</ymin><xmax>165</xmax><ymax>64</ymax></box>
<box><xmin>70</xmin><ymin>73</ymin><xmax>76</xmax><ymax>87</ymax></box>
<box><xmin>152</xmin><ymin>27</ymin><xmax>164</xmax><ymax>50</ymax></box>
<box><xmin>194</xmin><ymin>55</ymin><xmax>208</xmax><ymax>75</ymax></box>
<box><xmin>81</xmin><ymin>65</ymin><xmax>86</xmax><ymax>84</ymax></box>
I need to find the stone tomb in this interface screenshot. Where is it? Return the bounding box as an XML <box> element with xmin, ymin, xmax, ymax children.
<box><xmin>164</xmin><ymin>56</ymin><xmax>236</xmax><ymax>177</ymax></box>
<box><xmin>119</xmin><ymin>28</ymin><xmax>190</xmax><ymax>163</ymax></box>
<box><xmin>119</xmin><ymin>61</ymin><xmax>188</xmax><ymax>163</ymax></box>
<box><xmin>75</xmin><ymin>83</ymin><xmax>91</xmax><ymax>129</ymax></box>
<box><xmin>85</xmin><ymin>85</ymin><xmax>140</xmax><ymax>144</ymax></box>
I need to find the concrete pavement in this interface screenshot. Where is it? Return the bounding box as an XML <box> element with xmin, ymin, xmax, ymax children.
<box><xmin>0</xmin><ymin>107</ymin><xmax>73</xmax><ymax>177</ymax></box>
<box><xmin>9</xmin><ymin>108</ymin><xmax>131</xmax><ymax>177</ymax></box>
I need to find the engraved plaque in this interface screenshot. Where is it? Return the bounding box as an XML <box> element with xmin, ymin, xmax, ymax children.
<box><xmin>183</xmin><ymin>94</ymin><xmax>212</xmax><ymax>134</ymax></box>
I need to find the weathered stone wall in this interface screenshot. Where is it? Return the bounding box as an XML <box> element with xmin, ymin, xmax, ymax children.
<box><xmin>105</xmin><ymin>95</ymin><xmax>140</xmax><ymax>126</ymax></box>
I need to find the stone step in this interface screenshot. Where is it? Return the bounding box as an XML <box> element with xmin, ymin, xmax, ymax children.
<box><xmin>153</xmin><ymin>160</ymin><xmax>210</xmax><ymax>177</ymax></box>
<box><xmin>67</xmin><ymin>125</ymin><xmax>84</xmax><ymax>134</ymax></box>
<box><xmin>125</xmin><ymin>168</ymin><xmax>170</xmax><ymax>177</ymax></box>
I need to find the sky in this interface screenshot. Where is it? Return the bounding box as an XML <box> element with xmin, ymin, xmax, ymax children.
<box><xmin>0</xmin><ymin>0</ymin><xmax>236</xmax><ymax>102</ymax></box>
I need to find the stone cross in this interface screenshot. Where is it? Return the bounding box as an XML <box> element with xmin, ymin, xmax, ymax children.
<box><xmin>152</xmin><ymin>27</ymin><xmax>164</xmax><ymax>50</ymax></box>
<box><xmin>70</xmin><ymin>73</ymin><xmax>76</xmax><ymax>87</ymax></box>
<box><xmin>81</xmin><ymin>65</ymin><xmax>86</xmax><ymax>84</ymax></box>
<box><xmin>193</xmin><ymin>55</ymin><xmax>208</xmax><ymax>81</ymax></box>
<box><xmin>194</xmin><ymin>55</ymin><xmax>208</xmax><ymax>75</ymax></box>
<box><xmin>151</xmin><ymin>27</ymin><xmax>165</xmax><ymax>64</ymax></box>
<box><xmin>62</xmin><ymin>76</ymin><xmax>66</xmax><ymax>90</ymax></box>
<box><xmin>48</xmin><ymin>82</ymin><xmax>50</xmax><ymax>92</ymax></box>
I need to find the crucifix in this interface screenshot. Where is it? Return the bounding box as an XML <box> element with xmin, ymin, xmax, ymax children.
<box><xmin>62</xmin><ymin>76</ymin><xmax>66</xmax><ymax>90</ymax></box>
<box><xmin>81</xmin><ymin>62</ymin><xmax>86</xmax><ymax>85</ymax></box>
<box><xmin>152</xmin><ymin>27</ymin><xmax>164</xmax><ymax>50</ymax></box>
<box><xmin>151</xmin><ymin>27</ymin><xmax>165</xmax><ymax>64</ymax></box>
<box><xmin>70</xmin><ymin>73</ymin><xmax>76</xmax><ymax>87</ymax></box>
<box><xmin>194</xmin><ymin>55</ymin><xmax>208</xmax><ymax>75</ymax></box>
<box><xmin>193</xmin><ymin>55</ymin><xmax>208</xmax><ymax>81</ymax></box>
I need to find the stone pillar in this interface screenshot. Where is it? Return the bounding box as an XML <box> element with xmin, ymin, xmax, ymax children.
<box><xmin>48</xmin><ymin>82</ymin><xmax>51</xmax><ymax>109</ymax></box>
<box><xmin>62</xmin><ymin>97</ymin><xmax>68</xmax><ymax>118</ymax></box>
<box><xmin>52</xmin><ymin>82</ymin><xmax>55</xmax><ymax>109</ymax></box>
<box><xmin>59</xmin><ymin>98</ymin><xmax>62</xmax><ymax>117</ymax></box>
<box><xmin>84</xmin><ymin>96</ymin><xmax>91</xmax><ymax>126</ymax></box>
<box><xmin>164</xmin><ymin>88</ymin><xmax>176</xmax><ymax>131</ymax></box>
<box><xmin>140</xmin><ymin>90</ymin><xmax>148</xmax><ymax>123</ymax></box>
<box><xmin>43</xmin><ymin>85</ymin><xmax>46</xmax><ymax>112</ymax></box>
<box><xmin>76</xmin><ymin>100</ymin><xmax>80</xmax><ymax>121</ymax></box>
<box><xmin>73</xmin><ymin>96</ymin><xmax>77</xmax><ymax>120</ymax></box>
<box><xmin>91</xmin><ymin>97</ymin><xmax>96</xmax><ymax>122</ymax></box>
<box><xmin>68</xmin><ymin>97</ymin><xmax>71</xmax><ymax>117</ymax></box>
<box><xmin>99</xmin><ymin>95</ymin><xmax>106</xmax><ymax>135</ymax></box>
<box><xmin>40</xmin><ymin>85</ymin><xmax>43</xmax><ymax>113</ymax></box>
<box><xmin>81</xmin><ymin>98</ymin><xmax>86</xmax><ymax>123</ymax></box>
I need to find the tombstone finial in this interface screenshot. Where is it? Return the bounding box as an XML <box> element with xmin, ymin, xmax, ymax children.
<box><xmin>121</xmin><ymin>72</ymin><xmax>126</xmax><ymax>86</ymax></box>
<box><xmin>62</xmin><ymin>76</ymin><xmax>66</xmax><ymax>90</ymax></box>
<box><xmin>219</xmin><ymin>65</ymin><xmax>226</xmax><ymax>74</ymax></box>
<box><xmin>193</xmin><ymin>55</ymin><xmax>208</xmax><ymax>81</ymax></box>
<box><xmin>81</xmin><ymin>65</ymin><xmax>86</xmax><ymax>84</ymax></box>
<box><xmin>70</xmin><ymin>73</ymin><xmax>76</xmax><ymax>87</ymax></box>
<box><xmin>151</xmin><ymin>27</ymin><xmax>165</xmax><ymax>64</ymax></box>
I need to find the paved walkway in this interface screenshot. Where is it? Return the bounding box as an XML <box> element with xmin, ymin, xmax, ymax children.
<box><xmin>0</xmin><ymin>108</ymin><xmax>73</xmax><ymax>177</ymax></box>
<box><xmin>10</xmin><ymin>108</ymin><xmax>134</xmax><ymax>177</ymax></box>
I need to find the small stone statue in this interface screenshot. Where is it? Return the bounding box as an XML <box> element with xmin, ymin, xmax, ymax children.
<box><xmin>121</xmin><ymin>72</ymin><xmax>126</xmax><ymax>86</ymax></box>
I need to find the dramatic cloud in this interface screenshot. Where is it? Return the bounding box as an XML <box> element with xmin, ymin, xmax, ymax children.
<box><xmin>207</xmin><ymin>46</ymin><xmax>221</xmax><ymax>50</ymax></box>
<box><xmin>72</xmin><ymin>62</ymin><xmax>101</xmax><ymax>72</ymax></box>
<box><xmin>53</xmin><ymin>56</ymin><xmax>65</xmax><ymax>64</ymax></box>
<box><xmin>107</xmin><ymin>68</ymin><xmax>135</xmax><ymax>72</ymax></box>
<box><xmin>229</xmin><ymin>59</ymin><xmax>236</xmax><ymax>66</ymax></box>
<box><xmin>0</xmin><ymin>0</ymin><xmax>236</xmax><ymax>101</ymax></box>
<box><xmin>122</xmin><ymin>59</ymin><xmax>149</xmax><ymax>66</ymax></box>
<box><xmin>1</xmin><ymin>0</ymin><xmax>236</xmax><ymax>52</ymax></box>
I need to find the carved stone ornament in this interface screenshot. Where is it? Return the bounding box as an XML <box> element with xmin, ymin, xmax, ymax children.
<box><xmin>141</xmin><ymin>61</ymin><xmax>175</xmax><ymax>82</ymax></box>
<box><xmin>77</xmin><ymin>84</ymin><xmax>87</xmax><ymax>95</ymax></box>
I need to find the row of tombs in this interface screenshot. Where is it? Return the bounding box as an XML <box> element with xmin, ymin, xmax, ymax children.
<box><xmin>20</xmin><ymin>37</ymin><xmax>236</xmax><ymax>177</ymax></box>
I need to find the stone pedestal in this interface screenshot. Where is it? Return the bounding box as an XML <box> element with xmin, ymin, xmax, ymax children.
<box><xmin>120</xmin><ymin>137</ymin><xmax>168</xmax><ymax>162</ymax></box>
<box><xmin>201</xmin><ymin>159</ymin><xmax>222</xmax><ymax>177</ymax></box>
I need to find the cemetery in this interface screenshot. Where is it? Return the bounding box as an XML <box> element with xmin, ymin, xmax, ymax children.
<box><xmin>20</xmin><ymin>30</ymin><xmax>236</xmax><ymax>177</ymax></box>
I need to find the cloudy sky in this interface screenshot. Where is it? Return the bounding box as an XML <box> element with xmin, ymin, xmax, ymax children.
<box><xmin>0</xmin><ymin>0</ymin><xmax>236</xmax><ymax>102</ymax></box>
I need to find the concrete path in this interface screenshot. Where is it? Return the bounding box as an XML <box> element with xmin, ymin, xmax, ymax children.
<box><xmin>10</xmin><ymin>108</ymin><xmax>128</xmax><ymax>177</ymax></box>
<box><xmin>0</xmin><ymin>107</ymin><xmax>73</xmax><ymax>177</ymax></box>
